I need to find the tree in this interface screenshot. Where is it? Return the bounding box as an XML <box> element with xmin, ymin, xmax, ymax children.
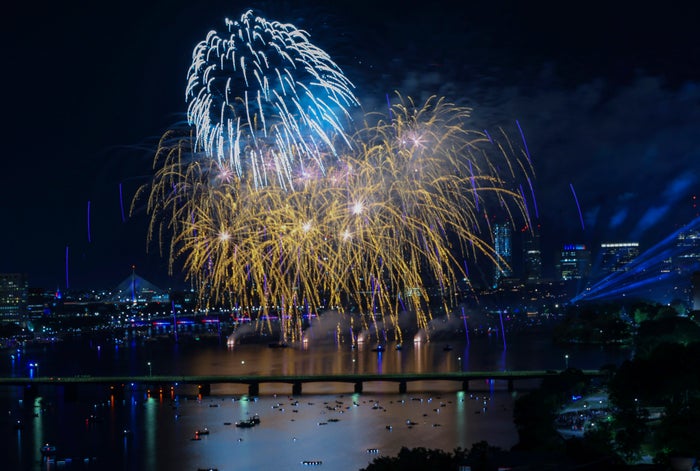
<box><xmin>360</xmin><ymin>447</ymin><xmax>461</xmax><ymax>471</ymax></box>
<box><xmin>566</xmin><ymin>421</ymin><xmax>624</xmax><ymax>468</ymax></box>
<box><xmin>612</xmin><ymin>407</ymin><xmax>649</xmax><ymax>461</ymax></box>
<box><xmin>653</xmin><ymin>398</ymin><xmax>700</xmax><ymax>462</ymax></box>
<box><xmin>512</xmin><ymin>389</ymin><xmax>562</xmax><ymax>451</ymax></box>
<box><xmin>635</xmin><ymin>317</ymin><xmax>700</xmax><ymax>358</ymax></box>
<box><xmin>608</xmin><ymin>341</ymin><xmax>700</xmax><ymax>462</ymax></box>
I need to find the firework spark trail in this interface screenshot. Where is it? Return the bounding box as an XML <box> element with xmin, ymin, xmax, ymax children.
<box><xmin>186</xmin><ymin>10</ymin><xmax>358</xmax><ymax>190</ymax></box>
<box><xmin>141</xmin><ymin>11</ymin><xmax>534</xmax><ymax>343</ymax></box>
<box><xmin>515</xmin><ymin>119</ymin><xmax>531</xmax><ymax>164</ymax></box>
<box><xmin>518</xmin><ymin>184</ymin><xmax>532</xmax><ymax>229</ymax></box>
<box><xmin>468</xmin><ymin>160</ymin><xmax>479</xmax><ymax>212</ymax></box>
<box><xmin>526</xmin><ymin>176</ymin><xmax>539</xmax><ymax>219</ymax></box>
<box><xmin>570</xmin><ymin>183</ymin><xmax>585</xmax><ymax>231</ymax></box>
<box><xmin>119</xmin><ymin>183</ymin><xmax>126</xmax><ymax>222</ymax></box>
<box><xmin>144</xmin><ymin>96</ymin><xmax>532</xmax><ymax>341</ymax></box>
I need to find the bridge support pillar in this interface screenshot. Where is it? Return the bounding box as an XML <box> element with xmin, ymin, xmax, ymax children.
<box><xmin>248</xmin><ymin>383</ymin><xmax>259</xmax><ymax>397</ymax></box>
<box><xmin>461</xmin><ymin>380</ymin><xmax>469</xmax><ymax>392</ymax></box>
<box><xmin>198</xmin><ymin>383</ymin><xmax>211</xmax><ymax>396</ymax></box>
<box><xmin>507</xmin><ymin>379</ymin><xmax>514</xmax><ymax>392</ymax></box>
<box><xmin>398</xmin><ymin>381</ymin><xmax>407</xmax><ymax>394</ymax></box>
<box><xmin>354</xmin><ymin>382</ymin><xmax>363</xmax><ymax>394</ymax></box>
<box><xmin>292</xmin><ymin>382</ymin><xmax>302</xmax><ymax>396</ymax></box>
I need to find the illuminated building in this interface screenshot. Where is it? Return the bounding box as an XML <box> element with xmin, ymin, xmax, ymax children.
<box><xmin>558</xmin><ymin>244</ymin><xmax>591</xmax><ymax>281</ymax></box>
<box><xmin>523</xmin><ymin>227</ymin><xmax>542</xmax><ymax>284</ymax></box>
<box><xmin>0</xmin><ymin>273</ymin><xmax>28</xmax><ymax>323</ymax></box>
<box><xmin>692</xmin><ymin>271</ymin><xmax>700</xmax><ymax>311</ymax></box>
<box><xmin>674</xmin><ymin>228</ymin><xmax>700</xmax><ymax>274</ymax></box>
<box><xmin>599</xmin><ymin>242</ymin><xmax>640</xmax><ymax>274</ymax></box>
<box><xmin>492</xmin><ymin>223</ymin><xmax>512</xmax><ymax>287</ymax></box>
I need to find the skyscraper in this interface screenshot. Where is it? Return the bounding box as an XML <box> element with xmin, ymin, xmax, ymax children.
<box><xmin>0</xmin><ymin>273</ymin><xmax>28</xmax><ymax>323</ymax></box>
<box><xmin>599</xmin><ymin>242</ymin><xmax>640</xmax><ymax>274</ymax></box>
<box><xmin>523</xmin><ymin>226</ymin><xmax>542</xmax><ymax>284</ymax></box>
<box><xmin>558</xmin><ymin>244</ymin><xmax>591</xmax><ymax>281</ymax></box>
<box><xmin>492</xmin><ymin>223</ymin><xmax>512</xmax><ymax>287</ymax></box>
<box><xmin>692</xmin><ymin>271</ymin><xmax>700</xmax><ymax>312</ymax></box>
<box><xmin>675</xmin><ymin>228</ymin><xmax>700</xmax><ymax>274</ymax></box>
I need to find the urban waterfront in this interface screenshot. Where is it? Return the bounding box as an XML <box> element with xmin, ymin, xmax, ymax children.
<box><xmin>1</xmin><ymin>329</ymin><xmax>631</xmax><ymax>470</ymax></box>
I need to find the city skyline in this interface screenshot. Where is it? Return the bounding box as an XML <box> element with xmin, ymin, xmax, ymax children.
<box><xmin>3</xmin><ymin>0</ymin><xmax>699</xmax><ymax>290</ymax></box>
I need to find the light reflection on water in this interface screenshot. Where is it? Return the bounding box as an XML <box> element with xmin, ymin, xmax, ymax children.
<box><xmin>0</xmin><ymin>331</ymin><xmax>631</xmax><ymax>470</ymax></box>
<box><xmin>141</xmin><ymin>388</ymin><xmax>518</xmax><ymax>471</ymax></box>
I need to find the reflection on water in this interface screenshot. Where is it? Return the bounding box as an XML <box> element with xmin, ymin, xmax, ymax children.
<box><xmin>2</xmin><ymin>386</ymin><xmax>518</xmax><ymax>471</ymax></box>
<box><xmin>0</xmin><ymin>331</ymin><xmax>631</xmax><ymax>470</ymax></box>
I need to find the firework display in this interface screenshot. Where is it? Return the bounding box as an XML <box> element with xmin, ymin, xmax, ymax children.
<box><xmin>186</xmin><ymin>10</ymin><xmax>359</xmax><ymax>191</ymax></box>
<box><xmin>139</xmin><ymin>11</ymin><xmax>534</xmax><ymax>343</ymax></box>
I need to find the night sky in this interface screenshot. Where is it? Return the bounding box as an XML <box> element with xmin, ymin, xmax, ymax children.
<box><xmin>3</xmin><ymin>0</ymin><xmax>699</xmax><ymax>290</ymax></box>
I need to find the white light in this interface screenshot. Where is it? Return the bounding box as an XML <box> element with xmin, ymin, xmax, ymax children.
<box><xmin>352</xmin><ymin>201</ymin><xmax>363</xmax><ymax>215</ymax></box>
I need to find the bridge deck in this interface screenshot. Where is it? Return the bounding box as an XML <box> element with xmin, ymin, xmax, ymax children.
<box><xmin>0</xmin><ymin>370</ymin><xmax>605</xmax><ymax>387</ymax></box>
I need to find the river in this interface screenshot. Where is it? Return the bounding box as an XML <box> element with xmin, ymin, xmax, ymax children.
<box><xmin>0</xmin><ymin>327</ymin><xmax>631</xmax><ymax>470</ymax></box>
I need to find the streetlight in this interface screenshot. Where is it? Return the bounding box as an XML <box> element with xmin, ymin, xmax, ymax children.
<box><xmin>564</xmin><ymin>354</ymin><xmax>569</xmax><ymax>369</ymax></box>
<box><xmin>147</xmin><ymin>362</ymin><xmax>152</xmax><ymax>377</ymax></box>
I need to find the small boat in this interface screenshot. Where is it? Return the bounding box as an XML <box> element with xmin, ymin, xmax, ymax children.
<box><xmin>195</xmin><ymin>428</ymin><xmax>209</xmax><ymax>435</ymax></box>
<box><xmin>395</xmin><ymin>344</ymin><xmax>402</xmax><ymax>351</ymax></box>
<box><xmin>443</xmin><ymin>344</ymin><xmax>453</xmax><ymax>351</ymax></box>
<box><xmin>367</xmin><ymin>448</ymin><xmax>379</xmax><ymax>454</ymax></box>
<box><xmin>235</xmin><ymin>418</ymin><xmax>258</xmax><ymax>428</ymax></box>
<box><xmin>301</xmin><ymin>460</ymin><xmax>323</xmax><ymax>466</ymax></box>
<box><xmin>268</xmin><ymin>341</ymin><xmax>288</xmax><ymax>348</ymax></box>
<box><xmin>371</xmin><ymin>345</ymin><xmax>385</xmax><ymax>352</ymax></box>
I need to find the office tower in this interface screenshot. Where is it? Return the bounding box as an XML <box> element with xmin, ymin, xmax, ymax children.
<box><xmin>523</xmin><ymin>227</ymin><xmax>542</xmax><ymax>284</ymax></box>
<box><xmin>692</xmin><ymin>271</ymin><xmax>700</xmax><ymax>311</ymax></box>
<box><xmin>675</xmin><ymin>229</ymin><xmax>700</xmax><ymax>274</ymax></box>
<box><xmin>558</xmin><ymin>244</ymin><xmax>591</xmax><ymax>281</ymax></box>
<box><xmin>0</xmin><ymin>273</ymin><xmax>28</xmax><ymax>323</ymax></box>
<box><xmin>492</xmin><ymin>223</ymin><xmax>512</xmax><ymax>287</ymax></box>
<box><xmin>599</xmin><ymin>242</ymin><xmax>640</xmax><ymax>274</ymax></box>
